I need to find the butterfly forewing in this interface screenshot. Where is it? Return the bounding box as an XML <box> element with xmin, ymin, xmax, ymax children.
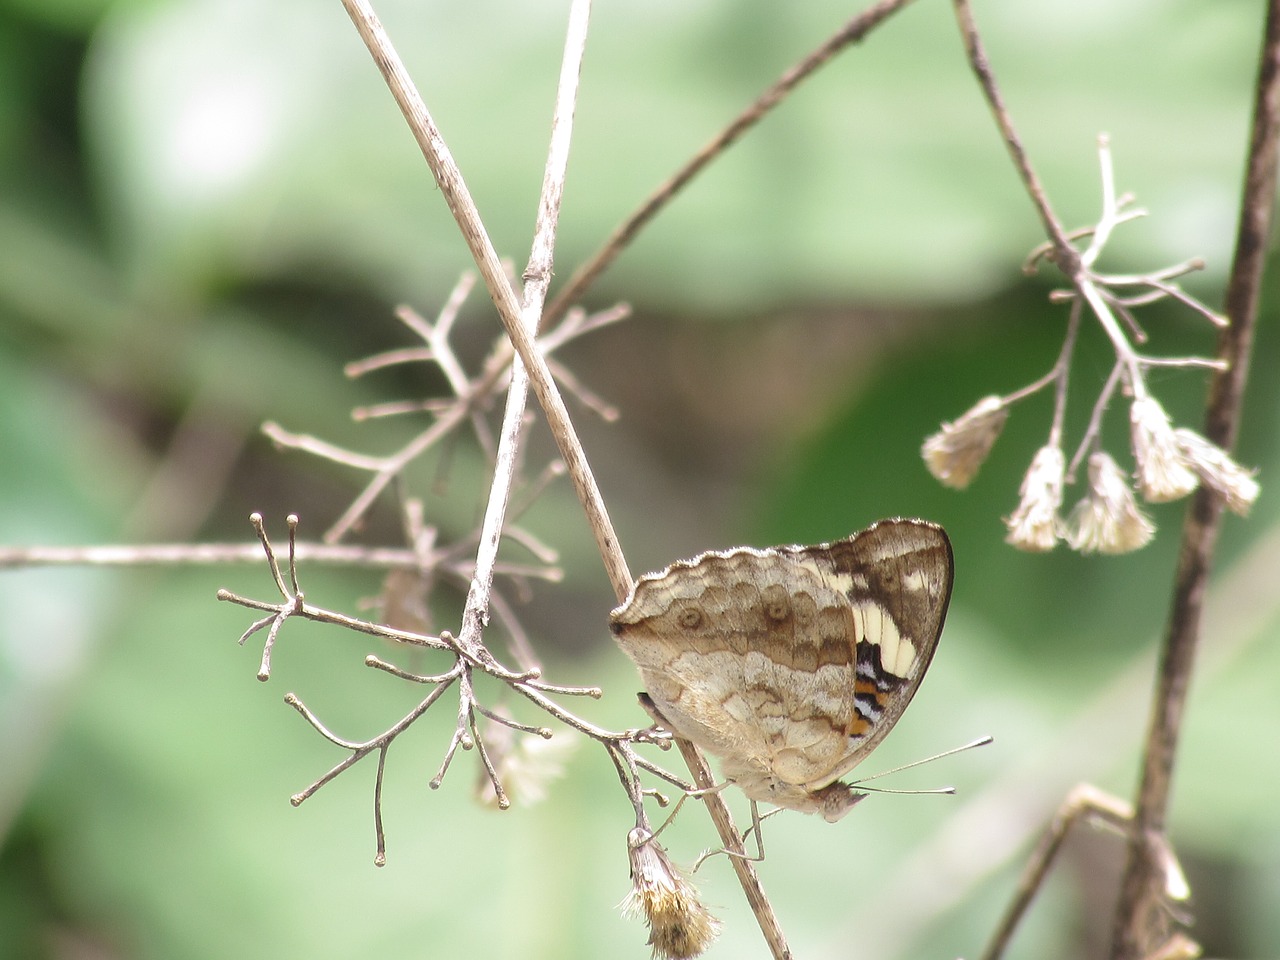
<box><xmin>793</xmin><ymin>519</ymin><xmax>953</xmax><ymax>784</ymax></box>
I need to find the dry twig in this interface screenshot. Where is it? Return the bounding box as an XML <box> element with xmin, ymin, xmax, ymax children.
<box><xmin>929</xmin><ymin>0</ymin><xmax>1257</xmax><ymax>557</ymax></box>
<box><xmin>939</xmin><ymin>2</ymin><xmax>1277</xmax><ymax>956</ymax></box>
<box><xmin>1110</xmin><ymin>3</ymin><xmax>1280</xmax><ymax>955</ymax></box>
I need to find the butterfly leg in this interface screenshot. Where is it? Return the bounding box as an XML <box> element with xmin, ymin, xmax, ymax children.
<box><xmin>692</xmin><ymin>801</ymin><xmax>776</xmax><ymax>871</ymax></box>
<box><xmin>647</xmin><ymin>779</ymin><xmax>733</xmax><ymax>845</ymax></box>
<box><xmin>741</xmin><ymin>802</ymin><xmax>788</xmax><ymax>857</ymax></box>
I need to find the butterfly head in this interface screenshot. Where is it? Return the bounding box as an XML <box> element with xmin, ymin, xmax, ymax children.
<box><xmin>810</xmin><ymin>781</ymin><xmax>869</xmax><ymax>823</ymax></box>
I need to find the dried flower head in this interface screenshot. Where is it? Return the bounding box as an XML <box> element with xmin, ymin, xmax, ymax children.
<box><xmin>622</xmin><ymin>828</ymin><xmax>721</xmax><ymax>960</ymax></box>
<box><xmin>1065</xmin><ymin>451</ymin><xmax>1156</xmax><ymax>554</ymax></box>
<box><xmin>1005</xmin><ymin>444</ymin><xmax>1065</xmax><ymax>551</ymax></box>
<box><xmin>1130</xmin><ymin>395</ymin><xmax>1198</xmax><ymax>502</ymax></box>
<box><xmin>1173</xmin><ymin>428</ymin><xmax>1260</xmax><ymax>515</ymax></box>
<box><xmin>922</xmin><ymin>395</ymin><xmax>1008</xmax><ymax>489</ymax></box>
<box><xmin>474</xmin><ymin>715</ymin><xmax>575</xmax><ymax>808</ymax></box>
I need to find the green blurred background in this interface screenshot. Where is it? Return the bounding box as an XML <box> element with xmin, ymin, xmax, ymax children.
<box><xmin>2</xmin><ymin>0</ymin><xmax>1278</xmax><ymax>957</ymax></box>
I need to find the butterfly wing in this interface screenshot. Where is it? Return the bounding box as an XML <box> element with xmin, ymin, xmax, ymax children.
<box><xmin>609</xmin><ymin>518</ymin><xmax>953</xmax><ymax>793</ymax></box>
<box><xmin>609</xmin><ymin>544</ymin><xmax>832</xmax><ymax>770</ymax></box>
<box><xmin>793</xmin><ymin>518</ymin><xmax>953</xmax><ymax>788</ymax></box>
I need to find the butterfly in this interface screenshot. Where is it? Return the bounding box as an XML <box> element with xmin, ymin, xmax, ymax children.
<box><xmin>609</xmin><ymin>518</ymin><xmax>953</xmax><ymax>822</ymax></box>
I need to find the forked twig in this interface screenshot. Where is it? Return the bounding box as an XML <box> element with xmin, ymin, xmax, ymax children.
<box><xmin>338</xmin><ymin>0</ymin><xmax>631</xmax><ymax>599</ymax></box>
<box><xmin>228</xmin><ymin>516</ymin><xmax>666</xmax><ymax>866</ymax></box>
<box><xmin>335</xmin><ymin>1</ymin><xmax>800</xmax><ymax>954</ymax></box>
<box><xmin>933</xmin><ymin>0</ymin><xmax>1258</xmax><ymax>559</ymax></box>
<box><xmin>981</xmin><ymin>784</ymin><xmax>1188</xmax><ymax>960</ymax></box>
<box><xmin>944</xmin><ymin>2</ymin><xmax>1275</xmax><ymax>955</ymax></box>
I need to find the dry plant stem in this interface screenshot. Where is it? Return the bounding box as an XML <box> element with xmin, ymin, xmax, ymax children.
<box><xmin>339</xmin><ymin>6</ymin><xmax>792</xmax><ymax>956</ymax></box>
<box><xmin>981</xmin><ymin>785</ymin><xmax>1134</xmax><ymax>960</ymax></box>
<box><xmin>611</xmin><ymin>747</ymin><xmax>652</xmax><ymax>824</ymax></box>
<box><xmin>456</xmin><ymin>0</ymin><xmax>590</xmax><ymax>664</ymax></box>
<box><xmin>222</xmin><ymin>583</ymin><xmax>455</xmax><ymax>683</ymax></box>
<box><xmin>373</xmin><ymin>745</ymin><xmax>389</xmax><ymax>865</ymax></box>
<box><xmin>338</xmin><ymin>0</ymin><xmax>629</xmax><ymax>599</ymax></box>
<box><xmin>951</xmin><ymin>0</ymin><xmax>1077</xmax><ymax>268</ymax></box>
<box><xmin>462</xmin><ymin>668</ymin><xmax>510</xmax><ymax>808</ymax></box>
<box><xmin>1078</xmin><ymin>259</ymin><xmax>1146</xmax><ymax>401</ymax></box>
<box><xmin>543</xmin><ymin>0</ymin><xmax>918</xmax><ymax>329</ymax></box>
<box><xmin>335</xmin><ymin>2</ymin><xmax>797</xmax><ymax>952</ymax></box>
<box><xmin>955</xmin><ymin>8</ymin><xmax>1219</xmax><ymax>405</ymax></box>
<box><xmin>393</xmin><ymin>284</ymin><xmax>498</xmax><ymax>458</ymax></box>
<box><xmin>1046</xmin><ymin>300</ymin><xmax>1080</xmax><ymax>447</ymax></box>
<box><xmin>224</xmin><ymin>514</ymin><xmax>690</xmax><ymax>868</ymax></box>
<box><xmin>0</xmin><ymin>541</ymin><xmax>431</xmax><ymax>569</ymax></box>
<box><xmin>487</xmin><ymin>588</ymin><xmax>542</xmax><ymax>674</ymax></box>
<box><xmin>270</xmin><ymin>298</ymin><xmax>626</xmax><ymax>545</ymax></box>
<box><xmin>1109</xmin><ymin>3</ymin><xmax>1280</xmax><ymax>956</ymax></box>
<box><xmin>344</xmin><ymin>271</ymin><xmax>476</xmax><ymax>378</ymax></box>
<box><xmin>1068</xmin><ymin>359</ymin><xmax>1125</xmax><ymax>480</ymax></box>
<box><xmin>951</xmin><ymin>0</ymin><xmax>1273</xmax><ymax>951</ymax></box>
<box><xmin>673</xmin><ymin>735</ymin><xmax>793</xmax><ymax>960</ymax></box>
<box><xmin>270</xmin><ymin>410</ymin><xmax>467</xmax><ymax>543</ymax></box>
<box><xmin>287</xmin><ymin>671</ymin><xmax>459</xmax><ymax>803</ymax></box>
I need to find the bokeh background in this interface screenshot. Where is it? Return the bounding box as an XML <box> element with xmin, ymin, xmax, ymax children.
<box><xmin>2</xmin><ymin>0</ymin><xmax>1278</xmax><ymax>957</ymax></box>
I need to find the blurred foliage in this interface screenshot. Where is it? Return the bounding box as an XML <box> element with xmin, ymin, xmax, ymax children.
<box><xmin>1</xmin><ymin>0</ymin><xmax>1278</xmax><ymax>959</ymax></box>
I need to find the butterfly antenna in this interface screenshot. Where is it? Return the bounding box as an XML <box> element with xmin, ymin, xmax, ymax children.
<box><xmin>850</xmin><ymin>735</ymin><xmax>993</xmax><ymax>788</ymax></box>
<box><xmin>856</xmin><ymin>784</ymin><xmax>957</xmax><ymax>796</ymax></box>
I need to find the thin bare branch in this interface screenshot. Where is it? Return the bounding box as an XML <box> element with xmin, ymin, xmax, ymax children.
<box><xmin>454</xmin><ymin>0</ymin><xmax>591</xmax><ymax>675</ymax></box>
<box><xmin>951</xmin><ymin>0</ymin><xmax>1077</xmax><ymax>267</ymax></box>
<box><xmin>0</xmin><ymin>540</ymin><xmax>434</xmax><ymax>570</ymax></box>
<box><xmin>338</xmin><ymin>0</ymin><xmax>630</xmax><ymax>599</ymax></box>
<box><xmin>344</xmin><ymin>346</ymin><xmax>434</xmax><ymax>377</ymax></box>
<box><xmin>547</xmin><ymin>355</ymin><xmax>620</xmax><ymax>422</ymax></box>
<box><xmin>1067</xmin><ymin>360</ymin><xmax>1125</xmax><ymax>481</ymax></box>
<box><xmin>543</xmin><ymin>0</ymin><xmax>919</xmax><ymax>329</ymax></box>
<box><xmin>373</xmin><ymin>745</ymin><xmax>389</xmax><ymax>865</ymax></box>
<box><xmin>983</xmin><ymin>785</ymin><xmax>1133</xmax><ymax>960</ymax></box>
<box><xmin>262</xmin><ymin>421</ymin><xmax>390</xmax><ymax>472</ymax></box>
<box><xmin>219</xmin><ymin>583</ymin><xmax>453</xmax><ymax>653</ymax></box>
<box><xmin>364</xmin><ymin>655</ymin><xmax>460</xmax><ymax>684</ymax></box>
<box><xmin>671</xmin><ymin>736</ymin><xmax>792</xmax><ymax>960</ymax></box>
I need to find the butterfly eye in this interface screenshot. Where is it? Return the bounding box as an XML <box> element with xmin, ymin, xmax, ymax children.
<box><xmin>677</xmin><ymin>606</ymin><xmax>705</xmax><ymax>630</ymax></box>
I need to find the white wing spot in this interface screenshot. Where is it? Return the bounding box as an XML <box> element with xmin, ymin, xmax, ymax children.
<box><xmin>899</xmin><ymin>569</ymin><xmax>934</xmax><ymax>593</ymax></box>
<box><xmin>888</xmin><ymin>632</ymin><xmax>916</xmax><ymax>676</ymax></box>
<box><xmin>852</xmin><ymin>603</ymin><xmax>880</xmax><ymax>648</ymax></box>
<box><xmin>795</xmin><ymin>558</ymin><xmax>853</xmax><ymax>594</ymax></box>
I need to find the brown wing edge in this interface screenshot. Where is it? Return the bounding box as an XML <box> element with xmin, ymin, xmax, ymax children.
<box><xmin>609</xmin><ymin>543</ymin><xmax>787</xmax><ymax>628</ymax></box>
<box><xmin>799</xmin><ymin>517</ymin><xmax>955</xmax><ymax>785</ymax></box>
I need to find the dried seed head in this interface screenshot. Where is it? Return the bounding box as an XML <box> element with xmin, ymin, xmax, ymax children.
<box><xmin>1064</xmin><ymin>451</ymin><xmax>1156</xmax><ymax>554</ymax></box>
<box><xmin>622</xmin><ymin>828</ymin><xmax>720</xmax><ymax>960</ymax></box>
<box><xmin>922</xmin><ymin>395</ymin><xmax>1009</xmax><ymax>489</ymax></box>
<box><xmin>474</xmin><ymin>717</ymin><xmax>574</xmax><ymax>808</ymax></box>
<box><xmin>1130</xmin><ymin>395</ymin><xmax>1198</xmax><ymax>502</ymax></box>
<box><xmin>1173</xmin><ymin>428</ymin><xmax>1260</xmax><ymax>515</ymax></box>
<box><xmin>1005</xmin><ymin>444</ymin><xmax>1065</xmax><ymax>552</ymax></box>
